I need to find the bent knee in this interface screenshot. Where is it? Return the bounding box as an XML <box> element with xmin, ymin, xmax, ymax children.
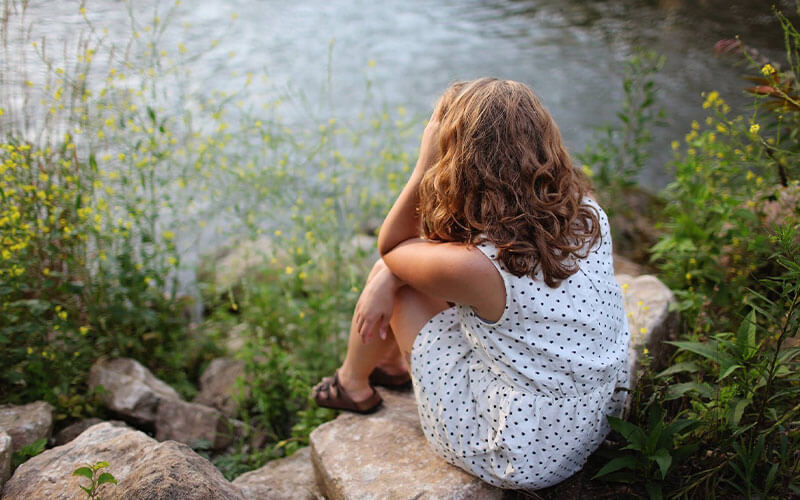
<box><xmin>391</xmin><ymin>286</ymin><xmax>449</xmax><ymax>354</ymax></box>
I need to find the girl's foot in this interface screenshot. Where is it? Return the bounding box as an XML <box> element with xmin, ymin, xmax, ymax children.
<box><xmin>311</xmin><ymin>371</ymin><xmax>382</xmax><ymax>414</ymax></box>
<box><xmin>369</xmin><ymin>366</ymin><xmax>412</xmax><ymax>389</ymax></box>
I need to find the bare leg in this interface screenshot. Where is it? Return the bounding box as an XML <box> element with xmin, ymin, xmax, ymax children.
<box><xmin>314</xmin><ymin>256</ymin><xmax>449</xmax><ymax>405</ymax></box>
<box><xmin>333</xmin><ymin>285</ymin><xmax>448</xmax><ymax>403</ymax></box>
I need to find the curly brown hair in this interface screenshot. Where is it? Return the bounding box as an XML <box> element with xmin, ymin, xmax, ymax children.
<box><xmin>419</xmin><ymin>78</ymin><xmax>600</xmax><ymax>287</ymax></box>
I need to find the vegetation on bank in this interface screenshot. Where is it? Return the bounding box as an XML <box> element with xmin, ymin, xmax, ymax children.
<box><xmin>1</xmin><ymin>1</ymin><xmax>798</xmax><ymax>498</ymax></box>
<box><xmin>580</xmin><ymin>8</ymin><xmax>800</xmax><ymax>499</ymax></box>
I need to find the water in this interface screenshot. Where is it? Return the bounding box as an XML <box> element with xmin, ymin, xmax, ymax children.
<box><xmin>5</xmin><ymin>0</ymin><xmax>791</xmax><ymax>186</ymax></box>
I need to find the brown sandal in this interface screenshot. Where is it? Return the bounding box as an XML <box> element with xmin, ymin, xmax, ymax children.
<box><xmin>312</xmin><ymin>371</ymin><xmax>383</xmax><ymax>414</ymax></box>
<box><xmin>369</xmin><ymin>366</ymin><xmax>412</xmax><ymax>390</ymax></box>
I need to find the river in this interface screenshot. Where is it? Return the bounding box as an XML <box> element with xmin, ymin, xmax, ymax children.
<box><xmin>6</xmin><ymin>0</ymin><xmax>791</xmax><ymax>188</ymax></box>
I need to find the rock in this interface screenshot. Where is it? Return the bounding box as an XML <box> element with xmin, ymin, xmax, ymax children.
<box><xmin>2</xmin><ymin>422</ymin><xmax>152</xmax><ymax>500</ymax></box>
<box><xmin>225</xmin><ymin>323</ymin><xmax>249</xmax><ymax>354</ymax></box>
<box><xmin>612</xmin><ymin>253</ymin><xmax>645</xmax><ymax>277</ymax></box>
<box><xmin>155</xmin><ymin>399</ymin><xmax>233</xmax><ymax>451</ymax></box>
<box><xmin>88</xmin><ymin>358</ymin><xmax>181</xmax><ymax>424</ymax></box>
<box><xmin>113</xmin><ymin>440</ymin><xmax>245</xmax><ymax>500</ymax></box>
<box><xmin>0</xmin><ymin>401</ymin><xmax>53</xmax><ymax>453</ymax></box>
<box><xmin>193</xmin><ymin>358</ymin><xmax>246</xmax><ymax>418</ymax></box>
<box><xmin>232</xmin><ymin>447</ymin><xmax>322</xmax><ymax>500</ymax></box>
<box><xmin>0</xmin><ymin>431</ymin><xmax>11</xmax><ymax>491</ymax></box>
<box><xmin>54</xmin><ymin>419</ymin><xmax>126</xmax><ymax>446</ymax></box>
<box><xmin>617</xmin><ymin>274</ymin><xmax>679</xmax><ymax>378</ymax></box>
<box><xmin>310</xmin><ymin>390</ymin><xmax>504</xmax><ymax>500</ymax></box>
<box><xmin>2</xmin><ymin>422</ymin><xmax>246</xmax><ymax>500</ymax></box>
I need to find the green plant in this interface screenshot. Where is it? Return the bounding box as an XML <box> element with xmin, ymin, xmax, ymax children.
<box><xmin>594</xmin><ymin>407</ymin><xmax>697</xmax><ymax>500</ymax></box>
<box><xmin>73</xmin><ymin>461</ymin><xmax>117</xmax><ymax>500</ymax></box>
<box><xmin>10</xmin><ymin>437</ymin><xmax>47</xmax><ymax>470</ymax></box>
<box><xmin>576</xmin><ymin>49</ymin><xmax>666</xmax><ymax>262</ymax></box>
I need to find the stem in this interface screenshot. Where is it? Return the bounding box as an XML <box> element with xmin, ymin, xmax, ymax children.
<box><xmin>760</xmin><ymin>138</ymin><xmax>789</xmax><ymax>187</ymax></box>
<box><xmin>754</xmin><ymin>282</ymin><xmax>800</xmax><ymax>431</ymax></box>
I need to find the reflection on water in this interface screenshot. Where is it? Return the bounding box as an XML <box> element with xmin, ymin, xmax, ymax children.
<box><xmin>4</xmin><ymin>0</ymin><xmax>793</xmax><ymax>186</ymax></box>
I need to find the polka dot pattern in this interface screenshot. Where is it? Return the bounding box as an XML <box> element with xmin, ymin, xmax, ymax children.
<box><xmin>409</xmin><ymin>198</ymin><xmax>630</xmax><ymax>490</ymax></box>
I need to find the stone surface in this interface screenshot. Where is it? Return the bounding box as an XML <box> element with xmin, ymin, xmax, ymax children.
<box><xmin>0</xmin><ymin>431</ymin><xmax>11</xmax><ymax>492</ymax></box>
<box><xmin>193</xmin><ymin>358</ymin><xmax>246</xmax><ymax>418</ymax></box>
<box><xmin>612</xmin><ymin>253</ymin><xmax>646</xmax><ymax>277</ymax></box>
<box><xmin>155</xmin><ymin>398</ymin><xmax>233</xmax><ymax>450</ymax></box>
<box><xmin>113</xmin><ymin>440</ymin><xmax>245</xmax><ymax>500</ymax></box>
<box><xmin>0</xmin><ymin>401</ymin><xmax>53</xmax><ymax>453</ymax></box>
<box><xmin>233</xmin><ymin>446</ymin><xmax>322</xmax><ymax>500</ymax></box>
<box><xmin>617</xmin><ymin>274</ymin><xmax>679</xmax><ymax>377</ymax></box>
<box><xmin>2</xmin><ymin>422</ymin><xmax>153</xmax><ymax>500</ymax></box>
<box><xmin>88</xmin><ymin>358</ymin><xmax>181</xmax><ymax>423</ymax></box>
<box><xmin>54</xmin><ymin>419</ymin><xmax>126</xmax><ymax>446</ymax></box>
<box><xmin>2</xmin><ymin>422</ymin><xmax>246</xmax><ymax>500</ymax></box>
<box><xmin>310</xmin><ymin>390</ymin><xmax>504</xmax><ymax>500</ymax></box>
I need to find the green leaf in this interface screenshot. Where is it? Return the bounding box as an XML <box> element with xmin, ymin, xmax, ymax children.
<box><xmin>718</xmin><ymin>363</ymin><xmax>742</xmax><ymax>381</ymax></box>
<box><xmin>96</xmin><ymin>472</ymin><xmax>117</xmax><ymax>486</ymax></box>
<box><xmin>73</xmin><ymin>467</ymin><xmax>93</xmax><ymax>479</ymax></box>
<box><xmin>728</xmin><ymin>398</ymin><xmax>751</xmax><ymax>427</ymax></box>
<box><xmin>666</xmin><ymin>340</ymin><xmax>736</xmax><ymax>367</ymax></box>
<box><xmin>608</xmin><ymin>416</ymin><xmax>647</xmax><ymax>451</ymax></box>
<box><xmin>735</xmin><ymin>309</ymin><xmax>757</xmax><ymax>361</ymax></box>
<box><xmin>650</xmin><ymin>448</ymin><xmax>672</xmax><ymax>479</ymax></box>
<box><xmin>655</xmin><ymin>361</ymin><xmax>698</xmax><ymax>378</ymax></box>
<box><xmin>665</xmin><ymin>382</ymin><xmax>713</xmax><ymax>401</ymax></box>
<box><xmin>645</xmin><ymin>481</ymin><xmax>664</xmax><ymax>500</ymax></box>
<box><xmin>94</xmin><ymin>461</ymin><xmax>110</xmax><ymax>469</ymax></box>
<box><xmin>592</xmin><ymin>455</ymin><xmax>638</xmax><ymax>480</ymax></box>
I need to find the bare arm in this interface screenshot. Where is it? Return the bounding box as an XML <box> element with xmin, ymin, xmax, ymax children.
<box><xmin>377</xmin><ymin>116</ymin><xmax>440</xmax><ymax>255</ymax></box>
<box><xmin>383</xmin><ymin>239</ymin><xmax>505</xmax><ymax>323</ymax></box>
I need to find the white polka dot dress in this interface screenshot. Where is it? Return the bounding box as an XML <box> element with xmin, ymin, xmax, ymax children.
<box><xmin>409</xmin><ymin>198</ymin><xmax>630</xmax><ymax>490</ymax></box>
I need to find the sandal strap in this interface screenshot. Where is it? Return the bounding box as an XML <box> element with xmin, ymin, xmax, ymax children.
<box><xmin>313</xmin><ymin>371</ymin><xmax>382</xmax><ymax>414</ymax></box>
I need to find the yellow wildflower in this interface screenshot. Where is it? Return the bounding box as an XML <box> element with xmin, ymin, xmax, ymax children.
<box><xmin>640</xmin><ymin>327</ymin><xmax>648</xmax><ymax>334</ymax></box>
<box><xmin>285</xmin><ymin>266</ymin><xmax>294</xmax><ymax>275</ymax></box>
<box><xmin>760</xmin><ymin>64</ymin><xmax>776</xmax><ymax>76</ymax></box>
<box><xmin>749</xmin><ymin>123</ymin><xmax>760</xmax><ymax>134</ymax></box>
<box><xmin>162</xmin><ymin>230</ymin><xmax>175</xmax><ymax>241</ymax></box>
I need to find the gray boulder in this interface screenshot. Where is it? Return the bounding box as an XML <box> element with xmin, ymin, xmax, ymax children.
<box><xmin>232</xmin><ymin>446</ymin><xmax>322</xmax><ymax>500</ymax></box>
<box><xmin>112</xmin><ymin>440</ymin><xmax>245</xmax><ymax>500</ymax></box>
<box><xmin>155</xmin><ymin>399</ymin><xmax>234</xmax><ymax>451</ymax></box>
<box><xmin>2</xmin><ymin>422</ymin><xmax>245</xmax><ymax>500</ymax></box>
<box><xmin>0</xmin><ymin>431</ymin><xmax>11</xmax><ymax>492</ymax></box>
<box><xmin>0</xmin><ymin>401</ymin><xmax>53</xmax><ymax>453</ymax></box>
<box><xmin>617</xmin><ymin>274</ymin><xmax>679</xmax><ymax>377</ymax></box>
<box><xmin>193</xmin><ymin>358</ymin><xmax>246</xmax><ymax>418</ymax></box>
<box><xmin>88</xmin><ymin>358</ymin><xmax>181</xmax><ymax>423</ymax></box>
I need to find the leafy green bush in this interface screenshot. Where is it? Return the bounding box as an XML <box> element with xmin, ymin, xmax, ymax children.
<box><xmin>593</xmin><ymin>5</ymin><xmax>800</xmax><ymax>499</ymax></box>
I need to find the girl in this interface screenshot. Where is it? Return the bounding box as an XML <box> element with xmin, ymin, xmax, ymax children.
<box><xmin>312</xmin><ymin>78</ymin><xmax>630</xmax><ymax>490</ymax></box>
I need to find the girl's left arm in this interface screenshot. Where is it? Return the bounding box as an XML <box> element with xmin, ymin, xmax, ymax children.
<box><xmin>383</xmin><ymin>239</ymin><xmax>506</xmax><ymax>324</ymax></box>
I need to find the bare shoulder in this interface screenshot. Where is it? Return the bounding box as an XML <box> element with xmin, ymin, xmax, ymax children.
<box><xmin>383</xmin><ymin>239</ymin><xmax>505</xmax><ymax>322</ymax></box>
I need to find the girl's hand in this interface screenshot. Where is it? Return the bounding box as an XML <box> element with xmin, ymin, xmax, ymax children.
<box><xmin>354</xmin><ymin>261</ymin><xmax>402</xmax><ymax>344</ymax></box>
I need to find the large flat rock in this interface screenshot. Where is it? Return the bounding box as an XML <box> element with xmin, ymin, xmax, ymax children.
<box><xmin>310</xmin><ymin>390</ymin><xmax>504</xmax><ymax>500</ymax></box>
<box><xmin>233</xmin><ymin>446</ymin><xmax>322</xmax><ymax>500</ymax></box>
<box><xmin>0</xmin><ymin>401</ymin><xmax>53</xmax><ymax>453</ymax></box>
